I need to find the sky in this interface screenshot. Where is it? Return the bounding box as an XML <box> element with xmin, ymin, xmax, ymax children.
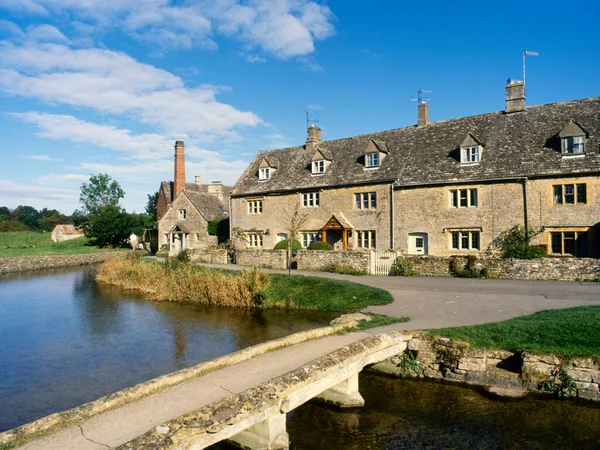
<box><xmin>0</xmin><ymin>0</ymin><xmax>599</xmax><ymax>215</ymax></box>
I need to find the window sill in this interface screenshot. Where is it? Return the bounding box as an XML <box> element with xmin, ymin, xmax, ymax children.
<box><xmin>311</xmin><ymin>172</ymin><xmax>325</xmax><ymax>176</ymax></box>
<box><xmin>561</xmin><ymin>153</ymin><xmax>586</xmax><ymax>158</ymax></box>
<box><xmin>364</xmin><ymin>166</ymin><xmax>380</xmax><ymax>170</ymax></box>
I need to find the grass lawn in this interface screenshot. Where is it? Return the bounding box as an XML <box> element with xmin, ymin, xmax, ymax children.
<box><xmin>431</xmin><ymin>306</ymin><xmax>600</xmax><ymax>358</ymax></box>
<box><xmin>0</xmin><ymin>231</ymin><xmax>123</xmax><ymax>258</ymax></box>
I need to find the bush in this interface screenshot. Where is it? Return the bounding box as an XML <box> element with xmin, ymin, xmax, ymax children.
<box><xmin>394</xmin><ymin>257</ymin><xmax>416</xmax><ymax>276</ymax></box>
<box><xmin>494</xmin><ymin>225</ymin><xmax>545</xmax><ymax>259</ymax></box>
<box><xmin>450</xmin><ymin>256</ymin><xmax>488</xmax><ymax>278</ymax></box>
<box><xmin>274</xmin><ymin>238</ymin><xmax>302</xmax><ymax>252</ymax></box>
<box><xmin>307</xmin><ymin>241</ymin><xmax>333</xmax><ymax>251</ymax></box>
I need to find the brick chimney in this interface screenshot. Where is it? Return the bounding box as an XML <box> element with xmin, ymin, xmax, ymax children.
<box><xmin>173</xmin><ymin>140</ymin><xmax>185</xmax><ymax>199</ymax></box>
<box><xmin>505</xmin><ymin>80</ymin><xmax>525</xmax><ymax>113</ymax></box>
<box><xmin>306</xmin><ymin>125</ymin><xmax>322</xmax><ymax>151</ymax></box>
<box><xmin>417</xmin><ymin>101</ymin><xmax>429</xmax><ymax>128</ymax></box>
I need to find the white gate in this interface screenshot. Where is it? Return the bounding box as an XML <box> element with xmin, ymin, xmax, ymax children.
<box><xmin>369</xmin><ymin>250</ymin><xmax>399</xmax><ymax>276</ymax></box>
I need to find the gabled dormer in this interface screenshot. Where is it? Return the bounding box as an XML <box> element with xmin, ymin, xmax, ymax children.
<box><xmin>559</xmin><ymin>120</ymin><xmax>587</xmax><ymax>156</ymax></box>
<box><xmin>311</xmin><ymin>147</ymin><xmax>333</xmax><ymax>175</ymax></box>
<box><xmin>364</xmin><ymin>139</ymin><xmax>389</xmax><ymax>169</ymax></box>
<box><xmin>459</xmin><ymin>133</ymin><xmax>484</xmax><ymax>165</ymax></box>
<box><xmin>258</xmin><ymin>156</ymin><xmax>277</xmax><ymax>181</ymax></box>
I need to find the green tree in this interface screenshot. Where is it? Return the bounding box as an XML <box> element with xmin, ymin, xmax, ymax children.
<box><xmin>145</xmin><ymin>191</ymin><xmax>159</xmax><ymax>223</ymax></box>
<box><xmin>10</xmin><ymin>205</ymin><xmax>39</xmax><ymax>230</ymax></box>
<box><xmin>79</xmin><ymin>173</ymin><xmax>125</xmax><ymax>214</ymax></box>
<box><xmin>0</xmin><ymin>206</ymin><xmax>10</xmax><ymax>222</ymax></box>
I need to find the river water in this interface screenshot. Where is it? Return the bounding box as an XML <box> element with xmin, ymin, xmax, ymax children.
<box><xmin>0</xmin><ymin>267</ymin><xmax>338</xmax><ymax>432</ymax></box>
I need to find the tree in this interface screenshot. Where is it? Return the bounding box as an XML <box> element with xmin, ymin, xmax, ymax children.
<box><xmin>10</xmin><ymin>205</ymin><xmax>39</xmax><ymax>230</ymax></box>
<box><xmin>0</xmin><ymin>206</ymin><xmax>10</xmax><ymax>222</ymax></box>
<box><xmin>79</xmin><ymin>173</ymin><xmax>125</xmax><ymax>214</ymax></box>
<box><xmin>145</xmin><ymin>191</ymin><xmax>159</xmax><ymax>223</ymax></box>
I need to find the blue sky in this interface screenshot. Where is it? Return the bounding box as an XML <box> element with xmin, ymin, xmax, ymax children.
<box><xmin>1</xmin><ymin>0</ymin><xmax>599</xmax><ymax>214</ymax></box>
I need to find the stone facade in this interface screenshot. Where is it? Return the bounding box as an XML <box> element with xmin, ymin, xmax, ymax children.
<box><xmin>186</xmin><ymin>248</ymin><xmax>228</xmax><ymax>265</ymax></box>
<box><xmin>0</xmin><ymin>253</ymin><xmax>120</xmax><ymax>275</ymax></box>
<box><xmin>295</xmin><ymin>250</ymin><xmax>370</xmax><ymax>272</ymax></box>
<box><xmin>237</xmin><ymin>249</ymin><xmax>288</xmax><ymax>270</ymax></box>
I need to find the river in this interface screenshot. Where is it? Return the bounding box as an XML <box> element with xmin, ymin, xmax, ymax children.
<box><xmin>0</xmin><ymin>266</ymin><xmax>338</xmax><ymax>432</ymax></box>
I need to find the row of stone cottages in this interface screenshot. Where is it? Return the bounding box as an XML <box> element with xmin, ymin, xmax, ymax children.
<box><xmin>155</xmin><ymin>81</ymin><xmax>600</xmax><ymax>259</ymax></box>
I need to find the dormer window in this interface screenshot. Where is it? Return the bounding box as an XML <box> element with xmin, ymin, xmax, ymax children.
<box><xmin>366</xmin><ymin>152</ymin><xmax>380</xmax><ymax>168</ymax></box>
<box><xmin>459</xmin><ymin>133</ymin><xmax>484</xmax><ymax>165</ymax></box>
<box><xmin>259</xmin><ymin>167</ymin><xmax>270</xmax><ymax>180</ymax></box>
<box><xmin>559</xmin><ymin>120</ymin><xmax>587</xmax><ymax>156</ymax></box>
<box><xmin>312</xmin><ymin>159</ymin><xmax>325</xmax><ymax>174</ymax></box>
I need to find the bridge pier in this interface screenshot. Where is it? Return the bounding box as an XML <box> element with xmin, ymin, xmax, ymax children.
<box><xmin>228</xmin><ymin>413</ymin><xmax>290</xmax><ymax>450</ymax></box>
<box><xmin>314</xmin><ymin>373</ymin><xmax>365</xmax><ymax>408</ymax></box>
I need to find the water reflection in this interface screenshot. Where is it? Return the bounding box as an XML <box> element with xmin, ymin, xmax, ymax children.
<box><xmin>0</xmin><ymin>266</ymin><xmax>337</xmax><ymax>432</ymax></box>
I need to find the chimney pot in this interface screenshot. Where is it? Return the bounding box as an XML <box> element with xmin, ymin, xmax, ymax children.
<box><xmin>417</xmin><ymin>101</ymin><xmax>429</xmax><ymax>128</ymax></box>
<box><xmin>306</xmin><ymin>125</ymin><xmax>322</xmax><ymax>151</ymax></box>
<box><xmin>505</xmin><ymin>80</ymin><xmax>525</xmax><ymax>113</ymax></box>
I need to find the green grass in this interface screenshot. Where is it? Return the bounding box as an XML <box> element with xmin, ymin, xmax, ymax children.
<box><xmin>431</xmin><ymin>306</ymin><xmax>600</xmax><ymax>358</ymax></box>
<box><xmin>357</xmin><ymin>314</ymin><xmax>410</xmax><ymax>330</ymax></box>
<box><xmin>0</xmin><ymin>231</ymin><xmax>124</xmax><ymax>258</ymax></box>
<box><xmin>263</xmin><ymin>273</ymin><xmax>394</xmax><ymax>311</ymax></box>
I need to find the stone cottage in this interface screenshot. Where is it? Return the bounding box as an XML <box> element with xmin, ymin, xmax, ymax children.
<box><xmin>231</xmin><ymin>81</ymin><xmax>600</xmax><ymax>257</ymax></box>
<box><xmin>51</xmin><ymin>224</ymin><xmax>84</xmax><ymax>242</ymax></box>
<box><xmin>156</xmin><ymin>141</ymin><xmax>231</xmax><ymax>254</ymax></box>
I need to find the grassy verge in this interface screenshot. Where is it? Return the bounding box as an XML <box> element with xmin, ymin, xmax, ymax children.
<box><xmin>430</xmin><ymin>306</ymin><xmax>600</xmax><ymax>357</ymax></box>
<box><xmin>97</xmin><ymin>255</ymin><xmax>394</xmax><ymax>311</ymax></box>
<box><xmin>0</xmin><ymin>231</ymin><xmax>124</xmax><ymax>258</ymax></box>
<box><xmin>357</xmin><ymin>314</ymin><xmax>410</xmax><ymax>330</ymax></box>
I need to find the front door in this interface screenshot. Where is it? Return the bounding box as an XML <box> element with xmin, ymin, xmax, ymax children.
<box><xmin>408</xmin><ymin>233</ymin><xmax>428</xmax><ymax>255</ymax></box>
<box><xmin>326</xmin><ymin>230</ymin><xmax>343</xmax><ymax>251</ymax></box>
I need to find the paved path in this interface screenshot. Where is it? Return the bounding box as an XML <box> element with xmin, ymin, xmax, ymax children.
<box><xmin>199</xmin><ymin>263</ymin><xmax>600</xmax><ymax>330</ymax></box>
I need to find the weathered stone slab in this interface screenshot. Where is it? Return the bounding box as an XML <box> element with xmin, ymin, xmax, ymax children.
<box><xmin>484</xmin><ymin>386</ymin><xmax>528</xmax><ymax>398</ymax></box>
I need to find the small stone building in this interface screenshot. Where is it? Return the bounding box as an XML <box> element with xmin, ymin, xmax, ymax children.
<box><xmin>231</xmin><ymin>82</ymin><xmax>600</xmax><ymax>257</ymax></box>
<box><xmin>51</xmin><ymin>224</ymin><xmax>84</xmax><ymax>242</ymax></box>
<box><xmin>156</xmin><ymin>141</ymin><xmax>231</xmax><ymax>254</ymax></box>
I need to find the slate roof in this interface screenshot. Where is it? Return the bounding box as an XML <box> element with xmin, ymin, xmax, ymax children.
<box><xmin>184</xmin><ymin>191</ymin><xmax>229</xmax><ymax>221</ymax></box>
<box><xmin>161</xmin><ymin>181</ymin><xmax>233</xmax><ymax>202</ymax></box>
<box><xmin>52</xmin><ymin>224</ymin><xmax>83</xmax><ymax>235</ymax></box>
<box><xmin>232</xmin><ymin>96</ymin><xmax>600</xmax><ymax>197</ymax></box>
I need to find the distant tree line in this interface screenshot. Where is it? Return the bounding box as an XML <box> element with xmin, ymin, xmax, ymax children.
<box><xmin>0</xmin><ymin>205</ymin><xmax>70</xmax><ymax>232</ymax></box>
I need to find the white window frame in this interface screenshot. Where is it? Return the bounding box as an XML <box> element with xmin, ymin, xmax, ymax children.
<box><xmin>178</xmin><ymin>209</ymin><xmax>186</xmax><ymax>220</ymax></box>
<box><xmin>247</xmin><ymin>233</ymin><xmax>263</xmax><ymax>248</ymax></box>
<box><xmin>302</xmin><ymin>192</ymin><xmax>320</xmax><ymax>207</ymax></box>
<box><xmin>365</xmin><ymin>152</ymin><xmax>380</xmax><ymax>168</ymax></box>
<box><xmin>312</xmin><ymin>160</ymin><xmax>325</xmax><ymax>174</ymax></box>
<box><xmin>461</xmin><ymin>146</ymin><xmax>480</xmax><ymax>164</ymax></box>
<box><xmin>450</xmin><ymin>231</ymin><xmax>480</xmax><ymax>250</ymax></box>
<box><xmin>563</xmin><ymin>136</ymin><xmax>585</xmax><ymax>155</ymax></box>
<box><xmin>450</xmin><ymin>188</ymin><xmax>478</xmax><ymax>208</ymax></box>
<box><xmin>259</xmin><ymin>167</ymin><xmax>270</xmax><ymax>180</ymax></box>
<box><xmin>301</xmin><ymin>232</ymin><xmax>321</xmax><ymax>248</ymax></box>
<box><xmin>357</xmin><ymin>230</ymin><xmax>376</xmax><ymax>249</ymax></box>
<box><xmin>355</xmin><ymin>192</ymin><xmax>377</xmax><ymax>210</ymax></box>
<box><xmin>247</xmin><ymin>200</ymin><xmax>263</xmax><ymax>214</ymax></box>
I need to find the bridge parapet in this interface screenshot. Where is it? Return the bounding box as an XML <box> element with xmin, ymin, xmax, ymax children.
<box><xmin>117</xmin><ymin>331</ymin><xmax>411</xmax><ymax>450</ymax></box>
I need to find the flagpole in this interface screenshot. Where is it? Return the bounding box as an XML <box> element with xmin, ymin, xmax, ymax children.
<box><xmin>522</xmin><ymin>50</ymin><xmax>526</xmax><ymax>96</ymax></box>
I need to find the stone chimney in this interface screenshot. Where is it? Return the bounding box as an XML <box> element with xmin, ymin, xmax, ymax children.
<box><xmin>195</xmin><ymin>175</ymin><xmax>201</xmax><ymax>185</ymax></box>
<box><xmin>505</xmin><ymin>80</ymin><xmax>525</xmax><ymax>113</ymax></box>
<box><xmin>207</xmin><ymin>181</ymin><xmax>224</xmax><ymax>202</ymax></box>
<box><xmin>173</xmin><ymin>140</ymin><xmax>185</xmax><ymax>199</ymax></box>
<box><xmin>305</xmin><ymin>124</ymin><xmax>322</xmax><ymax>151</ymax></box>
<box><xmin>417</xmin><ymin>102</ymin><xmax>429</xmax><ymax>128</ymax></box>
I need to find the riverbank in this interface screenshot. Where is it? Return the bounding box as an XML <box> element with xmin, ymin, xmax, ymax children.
<box><xmin>0</xmin><ymin>232</ymin><xmax>125</xmax><ymax>258</ymax></box>
<box><xmin>0</xmin><ymin>253</ymin><xmax>120</xmax><ymax>275</ymax></box>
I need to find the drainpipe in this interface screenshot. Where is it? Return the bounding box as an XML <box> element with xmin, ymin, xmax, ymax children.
<box><xmin>521</xmin><ymin>177</ymin><xmax>529</xmax><ymax>234</ymax></box>
<box><xmin>229</xmin><ymin>196</ymin><xmax>233</xmax><ymax>246</ymax></box>
<box><xmin>390</xmin><ymin>179</ymin><xmax>398</xmax><ymax>249</ymax></box>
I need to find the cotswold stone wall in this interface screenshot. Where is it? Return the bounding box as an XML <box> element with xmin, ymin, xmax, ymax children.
<box><xmin>296</xmin><ymin>250</ymin><xmax>370</xmax><ymax>272</ymax></box>
<box><xmin>187</xmin><ymin>248</ymin><xmax>228</xmax><ymax>264</ymax></box>
<box><xmin>237</xmin><ymin>249</ymin><xmax>287</xmax><ymax>270</ymax></box>
<box><xmin>371</xmin><ymin>333</ymin><xmax>600</xmax><ymax>402</ymax></box>
<box><xmin>403</xmin><ymin>256</ymin><xmax>600</xmax><ymax>281</ymax></box>
<box><xmin>0</xmin><ymin>253</ymin><xmax>121</xmax><ymax>275</ymax></box>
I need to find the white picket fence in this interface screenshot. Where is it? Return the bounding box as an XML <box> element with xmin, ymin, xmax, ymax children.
<box><xmin>369</xmin><ymin>250</ymin><xmax>400</xmax><ymax>276</ymax></box>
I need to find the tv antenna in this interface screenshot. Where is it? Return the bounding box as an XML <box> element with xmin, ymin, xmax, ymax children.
<box><xmin>302</xmin><ymin>109</ymin><xmax>319</xmax><ymax>129</ymax></box>
<box><xmin>409</xmin><ymin>89</ymin><xmax>433</xmax><ymax>104</ymax></box>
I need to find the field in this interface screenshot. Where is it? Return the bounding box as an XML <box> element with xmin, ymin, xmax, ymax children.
<box><xmin>0</xmin><ymin>231</ymin><xmax>123</xmax><ymax>258</ymax></box>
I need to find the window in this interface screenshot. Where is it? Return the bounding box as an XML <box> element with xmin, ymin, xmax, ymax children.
<box><xmin>178</xmin><ymin>209</ymin><xmax>186</xmax><ymax>220</ymax></box>
<box><xmin>312</xmin><ymin>160</ymin><xmax>325</xmax><ymax>174</ymax></box>
<box><xmin>553</xmin><ymin>184</ymin><xmax>586</xmax><ymax>205</ymax></box>
<box><xmin>357</xmin><ymin>230</ymin><xmax>376</xmax><ymax>249</ymax></box>
<box><xmin>355</xmin><ymin>192</ymin><xmax>377</xmax><ymax>210</ymax></box>
<box><xmin>466</xmin><ymin>146</ymin><xmax>480</xmax><ymax>163</ymax></box>
<box><xmin>247</xmin><ymin>233</ymin><xmax>263</xmax><ymax>248</ymax></box>
<box><xmin>551</xmin><ymin>231</ymin><xmax>588</xmax><ymax>256</ymax></box>
<box><xmin>247</xmin><ymin>200</ymin><xmax>263</xmax><ymax>214</ymax></box>
<box><xmin>302</xmin><ymin>232</ymin><xmax>321</xmax><ymax>248</ymax></box>
<box><xmin>366</xmin><ymin>152</ymin><xmax>380</xmax><ymax>168</ymax></box>
<box><xmin>563</xmin><ymin>136</ymin><xmax>585</xmax><ymax>155</ymax></box>
<box><xmin>450</xmin><ymin>231</ymin><xmax>480</xmax><ymax>250</ymax></box>
<box><xmin>450</xmin><ymin>189</ymin><xmax>478</xmax><ymax>208</ymax></box>
<box><xmin>259</xmin><ymin>167</ymin><xmax>270</xmax><ymax>180</ymax></box>
<box><xmin>195</xmin><ymin>233</ymin><xmax>200</xmax><ymax>240</ymax></box>
<box><xmin>302</xmin><ymin>192</ymin><xmax>320</xmax><ymax>207</ymax></box>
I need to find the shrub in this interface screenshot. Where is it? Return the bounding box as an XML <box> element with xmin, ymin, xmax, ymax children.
<box><xmin>450</xmin><ymin>255</ymin><xmax>488</xmax><ymax>278</ymax></box>
<box><xmin>394</xmin><ymin>257</ymin><xmax>416</xmax><ymax>276</ymax></box>
<box><xmin>494</xmin><ymin>225</ymin><xmax>545</xmax><ymax>259</ymax></box>
<box><xmin>274</xmin><ymin>238</ymin><xmax>302</xmax><ymax>252</ymax></box>
<box><xmin>307</xmin><ymin>241</ymin><xmax>333</xmax><ymax>251</ymax></box>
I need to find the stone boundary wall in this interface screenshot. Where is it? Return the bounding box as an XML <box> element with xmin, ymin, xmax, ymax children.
<box><xmin>403</xmin><ymin>256</ymin><xmax>600</xmax><ymax>281</ymax></box>
<box><xmin>187</xmin><ymin>248</ymin><xmax>228</xmax><ymax>265</ymax></box>
<box><xmin>0</xmin><ymin>252</ymin><xmax>121</xmax><ymax>275</ymax></box>
<box><xmin>237</xmin><ymin>249</ymin><xmax>288</xmax><ymax>270</ymax></box>
<box><xmin>296</xmin><ymin>250</ymin><xmax>370</xmax><ymax>272</ymax></box>
<box><xmin>371</xmin><ymin>333</ymin><xmax>600</xmax><ymax>402</ymax></box>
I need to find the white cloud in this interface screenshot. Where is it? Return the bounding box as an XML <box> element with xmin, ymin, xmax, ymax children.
<box><xmin>0</xmin><ymin>43</ymin><xmax>262</xmax><ymax>137</ymax></box>
<box><xmin>38</xmin><ymin>173</ymin><xmax>89</xmax><ymax>184</ymax></box>
<box><xmin>24</xmin><ymin>154</ymin><xmax>63</xmax><ymax>161</ymax></box>
<box><xmin>246</xmin><ymin>54</ymin><xmax>266</xmax><ymax>63</ymax></box>
<box><xmin>25</xmin><ymin>24</ymin><xmax>68</xmax><ymax>42</ymax></box>
<box><xmin>0</xmin><ymin>179</ymin><xmax>79</xmax><ymax>213</ymax></box>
